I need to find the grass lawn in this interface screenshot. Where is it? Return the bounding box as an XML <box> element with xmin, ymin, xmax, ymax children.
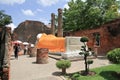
<box><xmin>65</xmin><ymin>64</ymin><xmax>120</xmax><ymax>80</ymax></box>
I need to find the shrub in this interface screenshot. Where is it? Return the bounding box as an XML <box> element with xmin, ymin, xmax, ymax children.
<box><xmin>79</xmin><ymin>37</ymin><xmax>94</xmax><ymax>75</ymax></box>
<box><xmin>56</xmin><ymin>60</ymin><xmax>71</xmax><ymax>74</ymax></box>
<box><xmin>107</xmin><ymin>48</ymin><xmax>120</xmax><ymax>63</ymax></box>
<box><xmin>80</xmin><ymin>36</ymin><xmax>89</xmax><ymax>42</ymax></box>
<box><xmin>71</xmin><ymin>73</ymin><xmax>80</xmax><ymax>80</ymax></box>
<box><xmin>87</xmin><ymin>60</ymin><xmax>93</xmax><ymax>64</ymax></box>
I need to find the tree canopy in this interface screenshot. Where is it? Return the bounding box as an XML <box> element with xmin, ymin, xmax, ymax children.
<box><xmin>63</xmin><ymin>0</ymin><xmax>120</xmax><ymax>31</ymax></box>
<box><xmin>0</xmin><ymin>10</ymin><xmax>12</xmax><ymax>26</ymax></box>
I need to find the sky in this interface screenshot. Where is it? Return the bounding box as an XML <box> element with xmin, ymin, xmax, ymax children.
<box><xmin>0</xmin><ymin>0</ymin><xmax>70</xmax><ymax>30</ymax></box>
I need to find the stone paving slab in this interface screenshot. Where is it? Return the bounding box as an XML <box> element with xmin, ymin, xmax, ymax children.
<box><xmin>10</xmin><ymin>54</ymin><xmax>110</xmax><ymax>80</ymax></box>
<box><xmin>32</xmin><ymin>76</ymin><xmax>64</xmax><ymax>80</ymax></box>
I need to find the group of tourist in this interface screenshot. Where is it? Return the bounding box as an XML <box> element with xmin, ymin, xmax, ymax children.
<box><xmin>13</xmin><ymin>44</ymin><xmax>28</xmax><ymax>59</ymax></box>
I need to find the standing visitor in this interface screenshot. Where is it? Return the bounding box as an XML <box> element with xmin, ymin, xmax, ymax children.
<box><xmin>14</xmin><ymin>44</ymin><xmax>19</xmax><ymax>59</ymax></box>
<box><xmin>24</xmin><ymin>45</ymin><xmax>28</xmax><ymax>55</ymax></box>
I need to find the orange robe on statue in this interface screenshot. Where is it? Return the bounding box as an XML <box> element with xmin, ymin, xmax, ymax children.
<box><xmin>36</xmin><ymin>33</ymin><xmax>65</xmax><ymax>52</ymax></box>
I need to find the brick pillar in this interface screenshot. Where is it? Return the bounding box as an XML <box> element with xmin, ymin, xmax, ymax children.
<box><xmin>57</xmin><ymin>8</ymin><xmax>63</xmax><ymax>37</ymax></box>
<box><xmin>36</xmin><ymin>48</ymin><xmax>48</xmax><ymax>64</ymax></box>
<box><xmin>0</xmin><ymin>27</ymin><xmax>12</xmax><ymax>80</ymax></box>
<box><xmin>29</xmin><ymin>47</ymin><xmax>36</xmax><ymax>57</ymax></box>
<box><xmin>7</xmin><ymin>27</ymin><xmax>12</xmax><ymax>80</ymax></box>
<box><xmin>51</xmin><ymin>13</ymin><xmax>55</xmax><ymax>35</ymax></box>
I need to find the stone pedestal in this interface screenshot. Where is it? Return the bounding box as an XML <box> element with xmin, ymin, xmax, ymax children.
<box><xmin>36</xmin><ymin>48</ymin><xmax>48</xmax><ymax>64</ymax></box>
<box><xmin>65</xmin><ymin>37</ymin><xmax>83</xmax><ymax>52</ymax></box>
<box><xmin>62</xmin><ymin>37</ymin><xmax>88</xmax><ymax>59</ymax></box>
<box><xmin>29</xmin><ymin>47</ymin><xmax>36</xmax><ymax>57</ymax></box>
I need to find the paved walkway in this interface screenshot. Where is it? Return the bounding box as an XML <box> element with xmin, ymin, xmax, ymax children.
<box><xmin>10</xmin><ymin>55</ymin><xmax>111</xmax><ymax>80</ymax></box>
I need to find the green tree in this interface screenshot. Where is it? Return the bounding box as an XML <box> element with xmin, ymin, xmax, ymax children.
<box><xmin>63</xmin><ymin>0</ymin><xmax>120</xmax><ymax>31</ymax></box>
<box><xmin>79</xmin><ymin>37</ymin><xmax>93</xmax><ymax>75</ymax></box>
<box><xmin>0</xmin><ymin>10</ymin><xmax>12</xmax><ymax>26</ymax></box>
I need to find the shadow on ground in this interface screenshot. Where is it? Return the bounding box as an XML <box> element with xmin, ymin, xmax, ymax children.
<box><xmin>10</xmin><ymin>55</ymin><xmax>16</xmax><ymax>60</ymax></box>
<box><xmin>100</xmin><ymin>71</ymin><xmax>119</xmax><ymax>80</ymax></box>
<box><xmin>52</xmin><ymin>72</ymin><xmax>63</xmax><ymax>76</ymax></box>
<box><xmin>10</xmin><ymin>58</ymin><xmax>16</xmax><ymax>60</ymax></box>
<box><xmin>32</xmin><ymin>61</ymin><xmax>37</xmax><ymax>64</ymax></box>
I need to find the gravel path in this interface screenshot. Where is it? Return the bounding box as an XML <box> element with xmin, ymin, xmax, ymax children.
<box><xmin>10</xmin><ymin>55</ymin><xmax>111</xmax><ymax>80</ymax></box>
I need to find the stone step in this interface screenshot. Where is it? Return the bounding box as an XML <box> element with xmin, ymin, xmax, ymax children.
<box><xmin>49</xmin><ymin>53</ymin><xmax>96</xmax><ymax>61</ymax></box>
<box><xmin>48</xmin><ymin>54</ymin><xmax>62</xmax><ymax>60</ymax></box>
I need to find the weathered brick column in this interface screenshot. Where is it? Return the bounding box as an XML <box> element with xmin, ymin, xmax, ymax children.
<box><xmin>36</xmin><ymin>48</ymin><xmax>48</xmax><ymax>64</ymax></box>
<box><xmin>51</xmin><ymin>13</ymin><xmax>55</xmax><ymax>35</ymax></box>
<box><xmin>57</xmin><ymin>8</ymin><xmax>63</xmax><ymax>37</ymax></box>
<box><xmin>29</xmin><ymin>47</ymin><xmax>36</xmax><ymax>57</ymax></box>
<box><xmin>0</xmin><ymin>27</ymin><xmax>11</xmax><ymax>80</ymax></box>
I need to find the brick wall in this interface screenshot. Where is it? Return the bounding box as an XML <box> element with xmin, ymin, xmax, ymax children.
<box><xmin>68</xmin><ymin>19</ymin><xmax>120</xmax><ymax>55</ymax></box>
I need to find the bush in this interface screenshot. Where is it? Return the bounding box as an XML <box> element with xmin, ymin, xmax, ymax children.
<box><xmin>56</xmin><ymin>60</ymin><xmax>71</xmax><ymax>74</ymax></box>
<box><xmin>87</xmin><ymin>60</ymin><xmax>93</xmax><ymax>64</ymax></box>
<box><xmin>71</xmin><ymin>73</ymin><xmax>80</xmax><ymax>80</ymax></box>
<box><xmin>107</xmin><ymin>48</ymin><xmax>120</xmax><ymax>63</ymax></box>
<box><xmin>80</xmin><ymin>37</ymin><xmax>89</xmax><ymax>42</ymax></box>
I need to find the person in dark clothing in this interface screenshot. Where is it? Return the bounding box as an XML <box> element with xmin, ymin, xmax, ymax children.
<box><xmin>14</xmin><ymin>44</ymin><xmax>19</xmax><ymax>59</ymax></box>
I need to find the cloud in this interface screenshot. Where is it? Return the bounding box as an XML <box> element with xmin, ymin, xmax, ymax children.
<box><xmin>34</xmin><ymin>9</ymin><xmax>43</xmax><ymax>14</ymax></box>
<box><xmin>0</xmin><ymin>0</ymin><xmax>25</xmax><ymax>5</ymax></box>
<box><xmin>82</xmin><ymin>0</ymin><xmax>86</xmax><ymax>2</ymax></box>
<box><xmin>39</xmin><ymin>18</ymin><xmax>50</xmax><ymax>25</ymax></box>
<box><xmin>36</xmin><ymin>9</ymin><xmax>43</xmax><ymax>12</ymax></box>
<box><xmin>63</xmin><ymin>0</ymin><xmax>86</xmax><ymax>9</ymax></box>
<box><xmin>67</xmin><ymin>0</ymin><xmax>86</xmax><ymax>2</ymax></box>
<box><xmin>37</xmin><ymin>0</ymin><xmax>59</xmax><ymax>6</ymax></box>
<box><xmin>63</xmin><ymin>4</ymin><xmax>69</xmax><ymax>9</ymax></box>
<box><xmin>7</xmin><ymin>23</ymin><xmax>16</xmax><ymax>31</ymax></box>
<box><xmin>22</xmin><ymin>9</ymin><xmax>35</xmax><ymax>16</ymax></box>
<box><xmin>66</xmin><ymin>0</ymin><xmax>70</xmax><ymax>1</ymax></box>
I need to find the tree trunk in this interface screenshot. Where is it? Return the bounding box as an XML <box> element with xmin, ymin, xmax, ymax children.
<box><xmin>62</xmin><ymin>68</ymin><xmax>66</xmax><ymax>74</ymax></box>
<box><xmin>84</xmin><ymin>55</ymin><xmax>88</xmax><ymax>74</ymax></box>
